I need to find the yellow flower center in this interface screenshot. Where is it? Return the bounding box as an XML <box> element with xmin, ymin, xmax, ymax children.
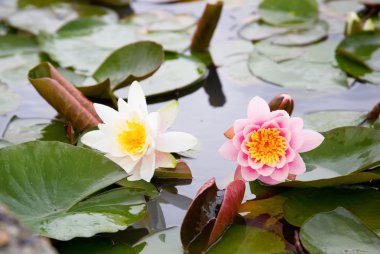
<box><xmin>246</xmin><ymin>128</ymin><xmax>287</xmax><ymax>165</ymax></box>
<box><xmin>118</xmin><ymin>121</ymin><xmax>147</xmax><ymax>155</ymax></box>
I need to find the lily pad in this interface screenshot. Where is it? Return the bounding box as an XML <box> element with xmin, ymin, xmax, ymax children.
<box><xmin>270</xmin><ymin>20</ymin><xmax>328</xmax><ymax>46</ymax></box>
<box><xmin>206</xmin><ymin>224</ymin><xmax>288</xmax><ymax>254</ymax></box>
<box><xmin>114</xmin><ymin>53</ymin><xmax>208</xmax><ymax>99</ymax></box>
<box><xmin>0</xmin><ymin>139</ymin><xmax>12</xmax><ymax>149</ymax></box>
<box><xmin>248</xmin><ymin>51</ymin><xmax>348</xmax><ymax>91</ymax></box>
<box><xmin>0</xmin><ymin>53</ymin><xmax>40</xmax><ymax>86</ymax></box>
<box><xmin>0</xmin><ymin>84</ymin><xmax>20</xmax><ymax>115</ymax></box>
<box><xmin>2</xmin><ymin>116</ymin><xmax>72</xmax><ymax>144</ymax></box>
<box><xmin>0</xmin><ymin>141</ymin><xmax>146</xmax><ymax>240</ymax></box>
<box><xmin>297</xmin><ymin>127</ymin><xmax>380</xmax><ymax>181</ymax></box>
<box><xmin>7</xmin><ymin>3</ymin><xmax>117</xmax><ymax>34</ymax></box>
<box><xmin>239</xmin><ymin>20</ymin><xmax>289</xmax><ymax>41</ymax></box>
<box><xmin>302</xmin><ymin>110</ymin><xmax>372</xmax><ymax>132</ymax></box>
<box><xmin>59</xmin><ymin>238</ymin><xmax>136</xmax><ymax>254</ymax></box>
<box><xmin>0</xmin><ymin>34</ymin><xmax>39</xmax><ymax>57</ymax></box>
<box><xmin>258</xmin><ymin>0</ymin><xmax>319</xmax><ymax>27</ymax></box>
<box><xmin>284</xmin><ymin>187</ymin><xmax>380</xmax><ymax>231</ymax></box>
<box><xmin>300</xmin><ymin>208</ymin><xmax>380</xmax><ymax>254</ymax></box>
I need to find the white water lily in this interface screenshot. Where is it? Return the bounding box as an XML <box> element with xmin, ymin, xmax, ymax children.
<box><xmin>81</xmin><ymin>81</ymin><xmax>197</xmax><ymax>182</ymax></box>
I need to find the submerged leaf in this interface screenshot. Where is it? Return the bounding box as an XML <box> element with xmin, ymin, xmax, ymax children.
<box><xmin>0</xmin><ymin>84</ymin><xmax>20</xmax><ymax>115</ymax></box>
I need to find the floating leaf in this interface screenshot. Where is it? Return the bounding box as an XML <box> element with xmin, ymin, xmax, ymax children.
<box><xmin>206</xmin><ymin>224</ymin><xmax>288</xmax><ymax>254</ymax></box>
<box><xmin>114</xmin><ymin>52</ymin><xmax>208</xmax><ymax>99</ymax></box>
<box><xmin>2</xmin><ymin>116</ymin><xmax>72</xmax><ymax>144</ymax></box>
<box><xmin>134</xmin><ymin>227</ymin><xmax>184</xmax><ymax>254</ymax></box>
<box><xmin>258</xmin><ymin>0</ymin><xmax>318</xmax><ymax>27</ymax></box>
<box><xmin>270</xmin><ymin>20</ymin><xmax>328</xmax><ymax>46</ymax></box>
<box><xmin>181</xmin><ymin>178</ymin><xmax>245</xmax><ymax>253</ymax></box>
<box><xmin>154</xmin><ymin>161</ymin><xmax>192</xmax><ymax>179</ymax></box>
<box><xmin>0</xmin><ymin>84</ymin><xmax>20</xmax><ymax>115</ymax></box>
<box><xmin>93</xmin><ymin>41</ymin><xmax>164</xmax><ymax>91</ymax></box>
<box><xmin>117</xmin><ymin>179</ymin><xmax>158</xmax><ymax>197</ymax></box>
<box><xmin>323</xmin><ymin>0</ymin><xmax>364</xmax><ymax>17</ymax></box>
<box><xmin>297</xmin><ymin>127</ymin><xmax>380</xmax><ymax>181</ymax></box>
<box><xmin>28</xmin><ymin>62</ymin><xmax>101</xmax><ymax>132</ymax></box>
<box><xmin>7</xmin><ymin>3</ymin><xmax>117</xmax><ymax>34</ymax></box>
<box><xmin>0</xmin><ymin>34</ymin><xmax>39</xmax><ymax>57</ymax></box>
<box><xmin>300</xmin><ymin>208</ymin><xmax>380</xmax><ymax>254</ymax></box>
<box><xmin>0</xmin><ymin>141</ymin><xmax>146</xmax><ymax>240</ymax></box>
<box><xmin>0</xmin><ymin>53</ymin><xmax>40</xmax><ymax>86</ymax></box>
<box><xmin>248</xmin><ymin>51</ymin><xmax>348</xmax><ymax>91</ymax></box>
<box><xmin>239</xmin><ymin>20</ymin><xmax>289</xmax><ymax>41</ymax></box>
<box><xmin>0</xmin><ymin>139</ymin><xmax>12</xmax><ymax>149</ymax></box>
<box><xmin>284</xmin><ymin>187</ymin><xmax>380</xmax><ymax>232</ymax></box>
<box><xmin>210</xmin><ymin>39</ymin><xmax>253</xmax><ymax>66</ymax></box>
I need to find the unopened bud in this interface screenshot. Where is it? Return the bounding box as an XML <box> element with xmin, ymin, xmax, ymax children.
<box><xmin>367</xmin><ymin>102</ymin><xmax>380</xmax><ymax>124</ymax></box>
<box><xmin>363</xmin><ymin>19</ymin><xmax>375</xmax><ymax>31</ymax></box>
<box><xmin>268</xmin><ymin>94</ymin><xmax>294</xmax><ymax>115</ymax></box>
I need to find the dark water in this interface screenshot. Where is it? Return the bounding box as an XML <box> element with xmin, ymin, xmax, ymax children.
<box><xmin>1</xmin><ymin>1</ymin><xmax>380</xmax><ymax>229</ymax></box>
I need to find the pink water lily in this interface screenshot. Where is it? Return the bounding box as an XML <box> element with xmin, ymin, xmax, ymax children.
<box><xmin>219</xmin><ymin>96</ymin><xmax>324</xmax><ymax>185</ymax></box>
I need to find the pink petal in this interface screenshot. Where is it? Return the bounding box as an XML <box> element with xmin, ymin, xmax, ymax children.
<box><xmin>233</xmin><ymin>119</ymin><xmax>251</xmax><ymax>133</ymax></box>
<box><xmin>261</xmin><ymin>121</ymin><xmax>280</xmax><ymax>130</ymax></box>
<box><xmin>255</xmin><ymin>165</ymin><xmax>275</xmax><ymax>176</ymax></box>
<box><xmin>248</xmin><ymin>157</ymin><xmax>263</xmax><ymax>170</ymax></box>
<box><xmin>289</xmin><ymin>117</ymin><xmax>304</xmax><ymax>151</ymax></box>
<box><xmin>219</xmin><ymin>140</ymin><xmax>238</xmax><ymax>161</ymax></box>
<box><xmin>285</xmin><ymin>147</ymin><xmax>296</xmax><ymax>163</ymax></box>
<box><xmin>258</xmin><ymin>175</ymin><xmax>281</xmax><ymax>185</ymax></box>
<box><xmin>288</xmin><ymin>153</ymin><xmax>306</xmax><ymax>175</ymax></box>
<box><xmin>279</xmin><ymin>128</ymin><xmax>291</xmax><ymax>141</ymax></box>
<box><xmin>243</xmin><ymin>124</ymin><xmax>261</xmax><ymax>136</ymax></box>
<box><xmin>298</xmin><ymin>129</ymin><xmax>325</xmax><ymax>153</ymax></box>
<box><xmin>240</xmin><ymin>166</ymin><xmax>260</xmax><ymax>181</ymax></box>
<box><xmin>237</xmin><ymin>151</ymin><xmax>249</xmax><ymax>167</ymax></box>
<box><xmin>247</xmin><ymin>96</ymin><xmax>270</xmax><ymax>124</ymax></box>
<box><xmin>232</xmin><ymin>131</ymin><xmax>245</xmax><ymax>149</ymax></box>
<box><xmin>276</xmin><ymin>155</ymin><xmax>287</xmax><ymax>168</ymax></box>
<box><xmin>270</xmin><ymin>113</ymin><xmax>290</xmax><ymax>129</ymax></box>
<box><xmin>270</xmin><ymin>165</ymin><xmax>289</xmax><ymax>182</ymax></box>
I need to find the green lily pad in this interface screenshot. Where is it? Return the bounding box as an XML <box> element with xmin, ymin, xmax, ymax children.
<box><xmin>323</xmin><ymin>0</ymin><xmax>364</xmax><ymax>17</ymax></box>
<box><xmin>206</xmin><ymin>224</ymin><xmax>288</xmax><ymax>253</ymax></box>
<box><xmin>0</xmin><ymin>34</ymin><xmax>39</xmax><ymax>57</ymax></box>
<box><xmin>7</xmin><ymin>3</ymin><xmax>117</xmax><ymax>34</ymax></box>
<box><xmin>0</xmin><ymin>0</ymin><xmax>17</xmax><ymax>19</ymax></box>
<box><xmin>0</xmin><ymin>53</ymin><xmax>40</xmax><ymax>86</ymax></box>
<box><xmin>258</xmin><ymin>0</ymin><xmax>319</xmax><ymax>27</ymax></box>
<box><xmin>0</xmin><ymin>141</ymin><xmax>146</xmax><ymax>240</ymax></box>
<box><xmin>300</xmin><ymin>208</ymin><xmax>380</xmax><ymax>254</ymax></box>
<box><xmin>134</xmin><ymin>227</ymin><xmax>184</xmax><ymax>254</ymax></box>
<box><xmin>114</xmin><ymin>52</ymin><xmax>207</xmax><ymax>98</ymax></box>
<box><xmin>0</xmin><ymin>139</ymin><xmax>12</xmax><ymax>149</ymax></box>
<box><xmin>298</xmin><ymin>127</ymin><xmax>380</xmax><ymax>181</ymax></box>
<box><xmin>2</xmin><ymin>116</ymin><xmax>73</xmax><ymax>144</ymax></box>
<box><xmin>303</xmin><ymin>111</ymin><xmax>367</xmax><ymax>132</ymax></box>
<box><xmin>117</xmin><ymin>179</ymin><xmax>159</xmax><ymax>197</ymax></box>
<box><xmin>284</xmin><ymin>187</ymin><xmax>380</xmax><ymax>231</ymax></box>
<box><xmin>248</xmin><ymin>51</ymin><xmax>348</xmax><ymax>91</ymax></box>
<box><xmin>0</xmin><ymin>84</ymin><xmax>20</xmax><ymax>115</ymax></box>
<box><xmin>239</xmin><ymin>20</ymin><xmax>289</xmax><ymax>41</ymax></box>
<box><xmin>93</xmin><ymin>41</ymin><xmax>164</xmax><ymax>91</ymax></box>
<box><xmin>270</xmin><ymin>20</ymin><xmax>328</xmax><ymax>46</ymax></box>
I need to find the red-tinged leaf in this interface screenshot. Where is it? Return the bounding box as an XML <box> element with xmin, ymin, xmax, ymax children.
<box><xmin>181</xmin><ymin>178</ymin><xmax>245</xmax><ymax>253</ymax></box>
<box><xmin>208</xmin><ymin>179</ymin><xmax>245</xmax><ymax>245</ymax></box>
<box><xmin>28</xmin><ymin>62</ymin><xmax>101</xmax><ymax>132</ymax></box>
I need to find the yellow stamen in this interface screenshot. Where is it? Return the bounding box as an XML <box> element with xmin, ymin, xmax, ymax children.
<box><xmin>118</xmin><ymin>121</ymin><xmax>146</xmax><ymax>155</ymax></box>
<box><xmin>246</xmin><ymin>128</ymin><xmax>286</xmax><ymax>165</ymax></box>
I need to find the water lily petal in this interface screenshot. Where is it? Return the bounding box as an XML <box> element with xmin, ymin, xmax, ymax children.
<box><xmin>155</xmin><ymin>151</ymin><xmax>177</xmax><ymax>168</ymax></box>
<box><xmin>158</xmin><ymin>100</ymin><xmax>179</xmax><ymax>133</ymax></box>
<box><xmin>234</xmin><ymin>119</ymin><xmax>251</xmax><ymax>133</ymax></box>
<box><xmin>298</xmin><ymin>129</ymin><xmax>325</xmax><ymax>153</ymax></box>
<box><xmin>241</xmin><ymin>166</ymin><xmax>259</xmax><ymax>181</ymax></box>
<box><xmin>106</xmin><ymin>155</ymin><xmax>138</xmax><ymax>174</ymax></box>
<box><xmin>118</xmin><ymin>98</ymin><xmax>133</xmax><ymax>118</ymax></box>
<box><xmin>288</xmin><ymin>153</ymin><xmax>306</xmax><ymax>175</ymax></box>
<box><xmin>247</xmin><ymin>96</ymin><xmax>270</xmax><ymax>124</ymax></box>
<box><xmin>139</xmin><ymin>153</ymin><xmax>156</xmax><ymax>182</ymax></box>
<box><xmin>147</xmin><ymin>112</ymin><xmax>160</xmax><ymax>139</ymax></box>
<box><xmin>219</xmin><ymin>140</ymin><xmax>239</xmax><ymax>161</ymax></box>
<box><xmin>237</xmin><ymin>151</ymin><xmax>249</xmax><ymax>167</ymax></box>
<box><xmin>259</xmin><ymin>175</ymin><xmax>281</xmax><ymax>185</ymax></box>
<box><xmin>81</xmin><ymin>130</ymin><xmax>124</xmax><ymax>157</ymax></box>
<box><xmin>256</xmin><ymin>165</ymin><xmax>275</xmax><ymax>176</ymax></box>
<box><xmin>94</xmin><ymin>103</ymin><xmax>119</xmax><ymax>124</ymax></box>
<box><xmin>156</xmin><ymin>132</ymin><xmax>197</xmax><ymax>153</ymax></box>
<box><xmin>128</xmin><ymin>81</ymin><xmax>148</xmax><ymax>116</ymax></box>
<box><xmin>270</xmin><ymin>165</ymin><xmax>289</xmax><ymax>182</ymax></box>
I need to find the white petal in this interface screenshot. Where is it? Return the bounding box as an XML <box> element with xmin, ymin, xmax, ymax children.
<box><xmin>155</xmin><ymin>151</ymin><xmax>177</xmax><ymax>168</ymax></box>
<box><xmin>139</xmin><ymin>153</ymin><xmax>156</xmax><ymax>182</ymax></box>
<box><xmin>127</xmin><ymin>160</ymin><xmax>143</xmax><ymax>181</ymax></box>
<box><xmin>117</xmin><ymin>98</ymin><xmax>132</xmax><ymax>118</ymax></box>
<box><xmin>94</xmin><ymin>103</ymin><xmax>119</xmax><ymax>124</ymax></box>
<box><xmin>128</xmin><ymin>81</ymin><xmax>148</xmax><ymax>116</ymax></box>
<box><xmin>81</xmin><ymin>130</ymin><xmax>125</xmax><ymax>157</ymax></box>
<box><xmin>158</xmin><ymin>100</ymin><xmax>179</xmax><ymax>132</ymax></box>
<box><xmin>156</xmin><ymin>132</ymin><xmax>198</xmax><ymax>153</ymax></box>
<box><xmin>147</xmin><ymin>112</ymin><xmax>160</xmax><ymax>139</ymax></box>
<box><xmin>106</xmin><ymin>155</ymin><xmax>138</xmax><ymax>174</ymax></box>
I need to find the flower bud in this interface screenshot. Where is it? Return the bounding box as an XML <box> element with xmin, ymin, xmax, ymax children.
<box><xmin>345</xmin><ymin>12</ymin><xmax>362</xmax><ymax>35</ymax></box>
<box><xmin>268</xmin><ymin>94</ymin><xmax>294</xmax><ymax>115</ymax></box>
<box><xmin>367</xmin><ymin>102</ymin><xmax>380</xmax><ymax>124</ymax></box>
<box><xmin>363</xmin><ymin>19</ymin><xmax>375</xmax><ymax>32</ymax></box>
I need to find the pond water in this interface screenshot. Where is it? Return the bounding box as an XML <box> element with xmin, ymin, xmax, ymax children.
<box><xmin>1</xmin><ymin>0</ymin><xmax>380</xmax><ymax>230</ymax></box>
